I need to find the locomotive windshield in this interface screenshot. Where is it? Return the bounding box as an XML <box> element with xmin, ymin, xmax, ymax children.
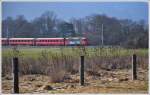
<box><xmin>68</xmin><ymin>38</ymin><xmax>81</xmax><ymax>45</ymax></box>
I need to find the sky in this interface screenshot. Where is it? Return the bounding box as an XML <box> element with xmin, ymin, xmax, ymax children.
<box><xmin>2</xmin><ymin>2</ymin><xmax>148</xmax><ymax>23</ymax></box>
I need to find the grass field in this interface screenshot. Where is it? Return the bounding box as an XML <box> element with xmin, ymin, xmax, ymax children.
<box><xmin>2</xmin><ymin>46</ymin><xmax>148</xmax><ymax>58</ymax></box>
<box><xmin>2</xmin><ymin>46</ymin><xmax>149</xmax><ymax>93</ymax></box>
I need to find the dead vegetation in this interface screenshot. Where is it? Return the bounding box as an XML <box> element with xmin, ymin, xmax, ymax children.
<box><xmin>2</xmin><ymin>47</ymin><xmax>149</xmax><ymax>93</ymax></box>
<box><xmin>2</xmin><ymin>69</ymin><xmax>148</xmax><ymax>93</ymax></box>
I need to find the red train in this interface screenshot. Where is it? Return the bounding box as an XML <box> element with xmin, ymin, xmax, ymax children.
<box><xmin>1</xmin><ymin>37</ymin><xmax>88</xmax><ymax>46</ymax></box>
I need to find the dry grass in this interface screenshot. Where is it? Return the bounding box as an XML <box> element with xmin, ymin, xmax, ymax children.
<box><xmin>2</xmin><ymin>69</ymin><xmax>148</xmax><ymax>94</ymax></box>
<box><xmin>2</xmin><ymin>47</ymin><xmax>148</xmax><ymax>93</ymax></box>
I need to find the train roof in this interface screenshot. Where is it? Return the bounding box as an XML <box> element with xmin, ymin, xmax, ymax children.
<box><xmin>36</xmin><ymin>38</ymin><xmax>64</xmax><ymax>40</ymax></box>
<box><xmin>9</xmin><ymin>38</ymin><xmax>34</xmax><ymax>40</ymax></box>
<box><xmin>1</xmin><ymin>37</ymin><xmax>87</xmax><ymax>40</ymax></box>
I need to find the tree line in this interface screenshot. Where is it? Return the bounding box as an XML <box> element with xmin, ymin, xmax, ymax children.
<box><xmin>2</xmin><ymin>11</ymin><xmax>148</xmax><ymax>48</ymax></box>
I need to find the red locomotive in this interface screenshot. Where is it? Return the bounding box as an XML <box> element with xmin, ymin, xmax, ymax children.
<box><xmin>1</xmin><ymin>37</ymin><xmax>88</xmax><ymax>46</ymax></box>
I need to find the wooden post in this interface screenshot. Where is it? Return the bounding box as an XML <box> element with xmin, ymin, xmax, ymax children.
<box><xmin>12</xmin><ymin>57</ymin><xmax>19</xmax><ymax>93</ymax></box>
<box><xmin>80</xmin><ymin>56</ymin><xmax>84</xmax><ymax>85</ymax></box>
<box><xmin>132</xmin><ymin>54</ymin><xmax>137</xmax><ymax>80</ymax></box>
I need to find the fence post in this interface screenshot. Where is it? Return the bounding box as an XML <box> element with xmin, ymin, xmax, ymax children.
<box><xmin>80</xmin><ymin>56</ymin><xmax>84</xmax><ymax>86</ymax></box>
<box><xmin>12</xmin><ymin>57</ymin><xmax>19</xmax><ymax>93</ymax></box>
<box><xmin>132</xmin><ymin>54</ymin><xmax>137</xmax><ymax>80</ymax></box>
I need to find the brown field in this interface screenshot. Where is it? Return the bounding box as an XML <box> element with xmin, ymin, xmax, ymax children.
<box><xmin>2</xmin><ymin>47</ymin><xmax>149</xmax><ymax>93</ymax></box>
<box><xmin>2</xmin><ymin>69</ymin><xmax>148</xmax><ymax>93</ymax></box>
